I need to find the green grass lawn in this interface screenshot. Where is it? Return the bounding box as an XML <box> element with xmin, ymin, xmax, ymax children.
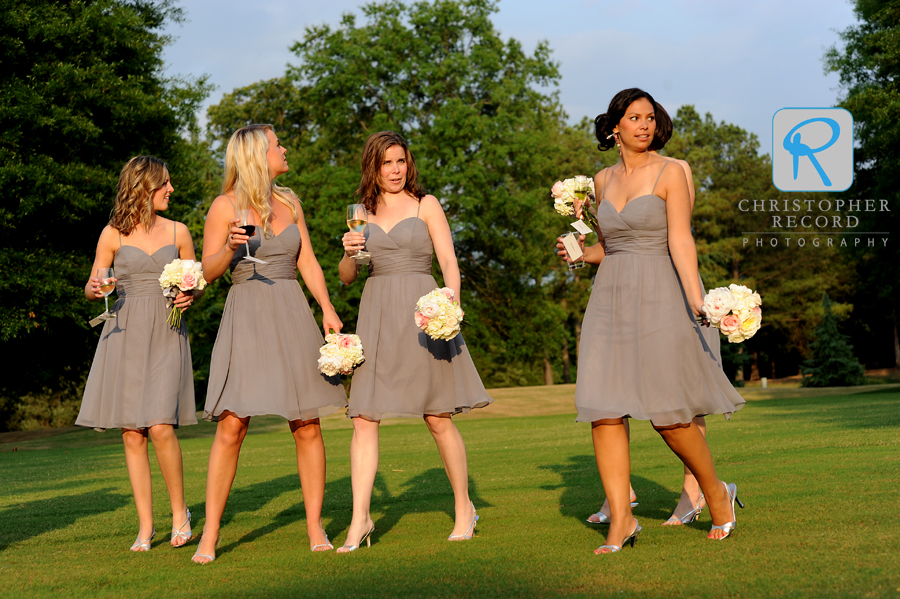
<box><xmin>1</xmin><ymin>385</ymin><xmax>898</xmax><ymax>598</ymax></box>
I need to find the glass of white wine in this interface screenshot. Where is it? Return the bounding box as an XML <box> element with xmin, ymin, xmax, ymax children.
<box><xmin>98</xmin><ymin>267</ymin><xmax>115</xmax><ymax>315</ymax></box>
<box><xmin>236</xmin><ymin>209</ymin><xmax>267</xmax><ymax>264</ymax></box>
<box><xmin>346</xmin><ymin>204</ymin><xmax>370</xmax><ymax>261</ymax></box>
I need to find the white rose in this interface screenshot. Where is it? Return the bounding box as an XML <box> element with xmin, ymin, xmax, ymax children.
<box><xmin>703</xmin><ymin>287</ymin><xmax>734</xmax><ymax>324</ymax></box>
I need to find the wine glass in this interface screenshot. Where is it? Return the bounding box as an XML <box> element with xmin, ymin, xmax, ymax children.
<box><xmin>236</xmin><ymin>209</ymin><xmax>267</xmax><ymax>264</ymax></box>
<box><xmin>98</xmin><ymin>268</ymin><xmax>115</xmax><ymax>315</ymax></box>
<box><xmin>346</xmin><ymin>204</ymin><xmax>370</xmax><ymax>260</ymax></box>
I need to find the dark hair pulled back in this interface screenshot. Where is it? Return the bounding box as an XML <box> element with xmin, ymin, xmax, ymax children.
<box><xmin>594</xmin><ymin>88</ymin><xmax>673</xmax><ymax>152</ymax></box>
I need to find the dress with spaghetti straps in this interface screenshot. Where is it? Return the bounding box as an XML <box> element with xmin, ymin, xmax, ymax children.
<box><xmin>203</xmin><ymin>203</ymin><xmax>347</xmax><ymax>422</ymax></box>
<box><xmin>574</xmin><ymin>162</ymin><xmax>744</xmax><ymax>426</ymax></box>
<box><xmin>76</xmin><ymin>224</ymin><xmax>196</xmax><ymax>431</ymax></box>
<box><xmin>349</xmin><ymin>208</ymin><xmax>492</xmax><ymax>420</ymax></box>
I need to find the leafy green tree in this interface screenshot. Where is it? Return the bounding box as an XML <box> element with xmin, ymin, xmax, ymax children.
<box><xmin>802</xmin><ymin>294</ymin><xmax>866</xmax><ymax>386</ymax></box>
<box><xmin>824</xmin><ymin>0</ymin><xmax>900</xmax><ymax>369</ymax></box>
<box><xmin>0</xmin><ymin>0</ymin><xmax>212</xmax><ymax>429</ymax></box>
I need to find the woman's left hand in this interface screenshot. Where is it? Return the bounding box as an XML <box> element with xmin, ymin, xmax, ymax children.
<box><xmin>322</xmin><ymin>307</ymin><xmax>343</xmax><ymax>337</ymax></box>
<box><xmin>175</xmin><ymin>291</ymin><xmax>194</xmax><ymax>313</ymax></box>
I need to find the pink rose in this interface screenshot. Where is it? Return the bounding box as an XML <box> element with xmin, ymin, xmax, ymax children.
<box><xmin>718</xmin><ymin>313</ymin><xmax>740</xmax><ymax>334</ymax></box>
<box><xmin>180</xmin><ymin>272</ymin><xmax>197</xmax><ymax>290</ymax></box>
<box><xmin>339</xmin><ymin>335</ymin><xmax>355</xmax><ymax>349</ymax></box>
<box><xmin>421</xmin><ymin>301</ymin><xmax>441</xmax><ymax>319</ymax></box>
<box><xmin>414</xmin><ymin>311</ymin><xmax>430</xmax><ymax>329</ymax></box>
<box><xmin>551</xmin><ymin>181</ymin><xmax>564</xmax><ymax>198</ymax></box>
<box><xmin>439</xmin><ymin>287</ymin><xmax>455</xmax><ymax>300</ymax></box>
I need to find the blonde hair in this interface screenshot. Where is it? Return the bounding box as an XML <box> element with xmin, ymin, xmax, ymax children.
<box><xmin>356</xmin><ymin>131</ymin><xmax>424</xmax><ymax>215</ymax></box>
<box><xmin>222</xmin><ymin>124</ymin><xmax>298</xmax><ymax>236</ymax></box>
<box><xmin>108</xmin><ymin>156</ymin><xmax>169</xmax><ymax>236</ymax></box>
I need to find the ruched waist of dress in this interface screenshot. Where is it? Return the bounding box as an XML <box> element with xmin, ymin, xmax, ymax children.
<box><xmin>116</xmin><ymin>273</ymin><xmax>164</xmax><ymax>298</ymax></box>
<box><xmin>369</xmin><ymin>252</ymin><xmax>432</xmax><ymax>277</ymax></box>
<box><xmin>604</xmin><ymin>233</ymin><xmax>670</xmax><ymax>256</ymax></box>
<box><xmin>231</xmin><ymin>256</ymin><xmax>297</xmax><ymax>284</ymax></box>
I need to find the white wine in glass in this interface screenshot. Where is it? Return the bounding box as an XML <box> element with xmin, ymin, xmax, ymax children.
<box><xmin>347</xmin><ymin>204</ymin><xmax>370</xmax><ymax>260</ymax></box>
<box><xmin>236</xmin><ymin>209</ymin><xmax>267</xmax><ymax>265</ymax></box>
<box><xmin>98</xmin><ymin>267</ymin><xmax>115</xmax><ymax>314</ymax></box>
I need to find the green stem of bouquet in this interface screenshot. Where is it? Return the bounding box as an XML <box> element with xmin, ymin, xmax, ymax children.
<box><xmin>167</xmin><ymin>305</ymin><xmax>181</xmax><ymax>329</ymax></box>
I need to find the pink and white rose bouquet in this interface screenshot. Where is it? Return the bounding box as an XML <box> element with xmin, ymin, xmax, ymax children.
<box><xmin>701</xmin><ymin>284</ymin><xmax>763</xmax><ymax>343</ymax></box>
<box><xmin>550</xmin><ymin>175</ymin><xmax>600</xmax><ymax>231</ymax></box>
<box><xmin>414</xmin><ymin>287</ymin><xmax>464</xmax><ymax>341</ymax></box>
<box><xmin>317</xmin><ymin>333</ymin><xmax>365</xmax><ymax>376</ymax></box>
<box><xmin>158</xmin><ymin>259</ymin><xmax>206</xmax><ymax>328</ymax></box>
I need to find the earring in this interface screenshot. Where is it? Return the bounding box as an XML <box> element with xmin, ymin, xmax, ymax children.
<box><xmin>607</xmin><ymin>132</ymin><xmax>621</xmax><ymax>151</ymax></box>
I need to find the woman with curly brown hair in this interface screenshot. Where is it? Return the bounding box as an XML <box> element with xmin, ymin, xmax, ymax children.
<box><xmin>336</xmin><ymin>131</ymin><xmax>492</xmax><ymax>552</ymax></box>
<box><xmin>77</xmin><ymin>155</ymin><xmax>198</xmax><ymax>552</ymax></box>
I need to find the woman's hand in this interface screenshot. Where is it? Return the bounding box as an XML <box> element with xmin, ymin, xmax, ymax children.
<box><xmin>174</xmin><ymin>291</ymin><xmax>194</xmax><ymax>313</ymax></box>
<box><xmin>322</xmin><ymin>306</ymin><xmax>343</xmax><ymax>337</ymax></box>
<box><xmin>87</xmin><ymin>275</ymin><xmax>117</xmax><ymax>300</ymax></box>
<box><xmin>227</xmin><ymin>218</ymin><xmax>250</xmax><ymax>252</ymax></box>
<box><xmin>342</xmin><ymin>231</ymin><xmax>366</xmax><ymax>258</ymax></box>
<box><xmin>555</xmin><ymin>234</ymin><xmax>585</xmax><ymax>262</ymax></box>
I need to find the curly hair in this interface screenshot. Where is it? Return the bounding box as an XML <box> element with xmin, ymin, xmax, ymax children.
<box><xmin>356</xmin><ymin>131</ymin><xmax>425</xmax><ymax>214</ymax></box>
<box><xmin>594</xmin><ymin>88</ymin><xmax>673</xmax><ymax>152</ymax></box>
<box><xmin>222</xmin><ymin>124</ymin><xmax>298</xmax><ymax>237</ymax></box>
<box><xmin>108</xmin><ymin>156</ymin><xmax>169</xmax><ymax>236</ymax></box>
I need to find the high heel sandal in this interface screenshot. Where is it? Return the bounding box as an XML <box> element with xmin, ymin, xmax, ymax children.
<box><xmin>130</xmin><ymin>528</ymin><xmax>156</xmax><ymax>552</ymax></box>
<box><xmin>594</xmin><ymin>519</ymin><xmax>641</xmax><ymax>554</ymax></box>
<box><xmin>171</xmin><ymin>508</ymin><xmax>192</xmax><ymax>547</ymax></box>
<box><xmin>587</xmin><ymin>494</ymin><xmax>639</xmax><ymax>524</ymax></box>
<box><xmin>336</xmin><ymin>524</ymin><xmax>375</xmax><ymax>553</ymax></box>
<box><xmin>448</xmin><ymin>504</ymin><xmax>478</xmax><ymax>541</ymax></box>
<box><xmin>708</xmin><ymin>482</ymin><xmax>744</xmax><ymax>540</ymax></box>
<box><xmin>311</xmin><ymin>531</ymin><xmax>334</xmax><ymax>552</ymax></box>
<box><xmin>191</xmin><ymin>534</ymin><xmax>221</xmax><ymax>564</ymax></box>
<box><xmin>662</xmin><ymin>493</ymin><xmax>705</xmax><ymax>526</ymax></box>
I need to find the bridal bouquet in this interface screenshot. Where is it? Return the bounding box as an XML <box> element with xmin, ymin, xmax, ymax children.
<box><xmin>317</xmin><ymin>333</ymin><xmax>365</xmax><ymax>376</ymax></box>
<box><xmin>551</xmin><ymin>175</ymin><xmax>600</xmax><ymax>231</ymax></box>
<box><xmin>159</xmin><ymin>259</ymin><xmax>206</xmax><ymax>328</ymax></box>
<box><xmin>702</xmin><ymin>284</ymin><xmax>762</xmax><ymax>343</ymax></box>
<box><xmin>414</xmin><ymin>288</ymin><xmax>464</xmax><ymax>341</ymax></box>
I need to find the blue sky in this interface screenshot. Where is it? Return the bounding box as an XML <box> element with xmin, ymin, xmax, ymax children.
<box><xmin>163</xmin><ymin>0</ymin><xmax>858</xmax><ymax>153</ymax></box>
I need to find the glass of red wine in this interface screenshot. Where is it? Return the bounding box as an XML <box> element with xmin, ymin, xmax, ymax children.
<box><xmin>236</xmin><ymin>209</ymin><xmax>267</xmax><ymax>264</ymax></box>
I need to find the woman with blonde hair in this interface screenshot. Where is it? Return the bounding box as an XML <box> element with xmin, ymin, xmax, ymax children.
<box><xmin>77</xmin><ymin>155</ymin><xmax>198</xmax><ymax>551</ymax></box>
<box><xmin>336</xmin><ymin>131</ymin><xmax>492</xmax><ymax>552</ymax></box>
<box><xmin>193</xmin><ymin>124</ymin><xmax>347</xmax><ymax>563</ymax></box>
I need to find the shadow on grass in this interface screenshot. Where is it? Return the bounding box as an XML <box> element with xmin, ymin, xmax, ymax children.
<box><xmin>0</xmin><ymin>487</ymin><xmax>130</xmax><ymax>551</ymax></box>
<box><xmin>539</xmin><ymin>454</ymin><xmax>686</xmax><ymax>528</ymax></box>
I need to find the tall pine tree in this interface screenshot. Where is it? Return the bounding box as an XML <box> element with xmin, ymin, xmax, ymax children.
<box><xmin>802</xmin><ymin>294</ymin><xmax>865</xmax><ymax>387</ymax></box>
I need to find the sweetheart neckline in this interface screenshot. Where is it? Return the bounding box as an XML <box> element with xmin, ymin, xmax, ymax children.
<box><xmin>368</xmin><ymin>217</ymin><xmax>424</xmax><ymax>236</ymax></box>
<box><xmin>599</xmin><ymin>194</ymin><xmax>664</xmax><ymax>215</ymax></box>
<box><xmin>117</xmin><ymin>244</ymin><xmax>176</xmax><ymax>258</ymax></box>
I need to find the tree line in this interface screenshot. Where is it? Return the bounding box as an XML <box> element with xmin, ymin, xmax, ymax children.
<box><xmin>1</xmin><ymin>0</ymin><xmax>896</xmax><ymax>431</ymax></box>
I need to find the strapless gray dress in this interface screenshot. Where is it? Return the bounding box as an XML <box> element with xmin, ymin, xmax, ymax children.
<box><xmin>574</xmin><ymin>171</ymin><xmax>744</xmax><ymax>426</ymax></box>
<box><xmin>77</xmin><ymin>243</ymin><xmax>196</xmax><ymax>431</ymax></box>
<box><xmin>204</xmin><ymin>224</ymin><xmax>348</xmax><ymax>421</ymax></box>
<box><xmin>349</xmin><ymin>217</ymin><xmax>492</xmax><ymax>420</ymax></box>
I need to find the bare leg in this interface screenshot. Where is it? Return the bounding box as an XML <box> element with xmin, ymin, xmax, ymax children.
<box><xmin>591</xmin><ymin>419</ymin><xmax>637</xmax><ymax>552</ymax></box>
<box><xmin>147</xmin><ymin>424</ymin><xmax>190</xmax><ymax>545</ymax></box>
<box><xmin>589</xmin><ymin>419</ymin><xmax>636</xmax><ymax>522</ymax></box>
<box><xmin>122</xmin><ymin>428</ymin><xmax>154</xmax><ymax>550</ymax></box>
<box><xmin>424</xmin><ymin>414</ymin><xmax>476</xmax><ymax>537</ymax></box>
<box><xmin>652</xmin><ymin>422</ymin><xmax>733</xmax><ymax>539</ymax></box>
<box><xmin>289</xmin><ymin>418</ymin><xmax>329</xmax><ymax>550</ymax></box>
<box><xmin>663</xmin><ymin>415</ymin><xmax>708</xmax><ymax>525</ymax></box>
<box><xmin>337</xmin><ymin>417</ymin><xmax>379</xmax><ymax>552</ymax></box>
<box><xmin>193</xmin><ymin>412</ymin><xmax>250</xmax><ymax>563</ymax></box>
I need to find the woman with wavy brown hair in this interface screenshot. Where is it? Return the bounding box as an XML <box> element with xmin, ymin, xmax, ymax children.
<box><xmin>77</xmin><ymin>155</ymin><xmax>198</xmax><ymax>552</ymax></box>
<box><xmin>192</xmin><ymin>124</ymin><xmax>347</xmax><ymax>563</ymax></box>
<box><xmin>336</xmin><ymin>131</ymin><xmax>492</xmax><ymax>552</ymax></box>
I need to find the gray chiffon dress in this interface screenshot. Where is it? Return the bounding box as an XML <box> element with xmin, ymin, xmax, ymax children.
<box><xmin>349</xmin><ymin>215</ymin><xmax>493</xmax><ymax>420</ymax></box>
<box><xmin>204</xmin><ymin>223</ymin><xmax>348</xmax><ymax>421</ymax></box>
<box><xmin>574</xmin><ymin>163</ymin><xmax>744</xmax><ymax>426</ymax></box>
<box><xmin>77</xmin><ymin>230</ymin><xmax>197</xmax><ymax>431</ymax></box>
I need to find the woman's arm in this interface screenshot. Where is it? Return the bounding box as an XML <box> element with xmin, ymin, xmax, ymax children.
<box><xmin>338</xmin><ymin>230</ymin><xmax>366</xmax><ymax>285</ymax></box>
<box><xmin>294</xmin><ymin>199</ymin><xmax>342</xmax><ymax>335</ymax></box>
<box><xmin>556</xmin><ymin>235</ymin><xmax>606</xmax><ymax>265</ymax></box>
<box><xmin>201</xmin><ymin>195</ymin><xmax>248</xmax><ymax>284</ymax></box>
<box><xmin>421</xmin><ymin>195</ymin><xmax>461</xmax><ymax>302</ymax></box>
<box><xmin>84</xmin><ymin>226</ymin><xmax>119</xmax><ymax>301</ymax></box>
<box><xmin>174</xmin><ymin>220</ymin><xmax>201</xmax><ymax>310</ymax></box>
<box><xmin>663</xmin><ymin>165</ymin><xmax>703</xmax><ymax>314</ymax></box>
